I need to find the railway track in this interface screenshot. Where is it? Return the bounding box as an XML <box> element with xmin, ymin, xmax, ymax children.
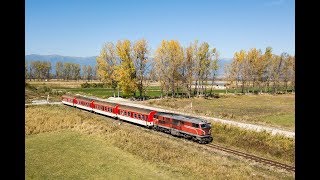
<box><xmin>206</xmin><ymin>143</ymin><xmax>295</xmax><ymax>172</ymax></box>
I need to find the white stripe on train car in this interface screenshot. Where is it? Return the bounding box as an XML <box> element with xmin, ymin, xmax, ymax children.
<box><xmin>117</xmin><ymin>115</ymin><xmax>153</xmax><ymax>127</ymax></box>
<box><xmin>62</xmin><ymin>101</ymin><xmax>73</xmax><ymax>106</ymax></box>
<box><xmin>93</xmin><ymin>109</ymin><xmax>117</xmax><ymax>118</ymax></box>
<box><xmin>75</xmin><ymin>104</ymin><xmax>93</xmax><ymax>111</ymax></box>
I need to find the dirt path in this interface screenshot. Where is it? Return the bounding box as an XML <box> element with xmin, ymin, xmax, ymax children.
<box><xmin>106</xmin><ymin>97</ymin><xmax>295</xmax><ymax>138</ymax></box>
<box><xmin>25</xmin><ymin>100</ymin><xmax>62</xmax><ymax>106</ymax></box>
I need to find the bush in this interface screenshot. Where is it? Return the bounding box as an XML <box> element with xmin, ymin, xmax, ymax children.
<box><xmin>51</xmin><ymin>89</ymin><xmax>66</xmax><ymax>96</ymax></box>
<box><xmin>81</xmin><ymin>82</ymin><xmax>90</xmax><ymax>88</ymax></box>
<box><xmin>80</xmin><ymin>82</ymin><xmax>104</xmax><ymax>88</ymax></box>
<box><xmin>36</xmin><ymin>86</ymin><xmax>51</xmax><ymax>93</ymax></box>
<box><xmin>25</xmin><ymin>83</ymin><xmax>37</xmax><ymax>91</ymax></box>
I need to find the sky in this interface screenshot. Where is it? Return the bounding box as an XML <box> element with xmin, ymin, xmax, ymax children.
<box><xmin>25</xmin><ymin>0</ymin><xmax>295</xmax><ymax>58</ymax></box>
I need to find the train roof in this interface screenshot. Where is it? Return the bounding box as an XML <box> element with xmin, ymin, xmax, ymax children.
<box><xmin>93</xmin><ymin>99</ymin><xmax>118</xmax><ymax>107</ymax></box>
<box><xmin>155</xmin><ymin>112</ymin><xmax>208</xmax><ymax>124</ymax></box>
<box><xmin>118</xmin><ymin>104</ymin><xmax>155</xmax><ymax>114</ymax></box>
<box><xmin>75</xmin><ymin>95</ymin><xmax>117</xmax><ymax>106</ymax></box>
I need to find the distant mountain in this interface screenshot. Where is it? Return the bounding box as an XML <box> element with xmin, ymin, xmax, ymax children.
<box><xmin>25</xmin><ymin>54</ymin><xmax>232</xmax><ymax>77</ymax></box>
<box><xmin>25</xmin><ymin>54</ymin><xmax>97</xmax><ymax>67</ymax></box>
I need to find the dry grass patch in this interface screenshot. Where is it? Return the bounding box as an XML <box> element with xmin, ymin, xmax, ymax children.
<box><xmin>144</xmin><ymin>94</ymin><xmax>295</xmax><ymax>130</ymax></box>
<box><xmin>26</xmin><ymin>105</ymin><xmax>294</xmax><ymax>179</ymax></box>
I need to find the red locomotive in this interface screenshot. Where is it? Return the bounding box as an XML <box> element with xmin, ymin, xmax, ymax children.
<box><xmin>61</xmin><ymin>94</ymin><xmax>213</xmax><ymax>144</ymax></box>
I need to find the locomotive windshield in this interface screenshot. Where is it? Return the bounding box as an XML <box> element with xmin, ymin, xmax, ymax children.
<box><xmin>200</xmin><ymin>123</ymin><xmax>210</xmax><ymax>129</ymax></box>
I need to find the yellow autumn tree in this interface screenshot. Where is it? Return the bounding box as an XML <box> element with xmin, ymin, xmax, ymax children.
<box><xmin>115</xmin><ymin>40</ymin><xmax>137</xmax><ymax>96</ymax></box>
<box><xmin>155</xmin><ymin>40</ymin><xmax>184</xmax><ymax>97</ymax></box>
<box><xmin>96</xmin><ymin>42</ymin><xmax>118</xmax><ymax>97</ymax></box>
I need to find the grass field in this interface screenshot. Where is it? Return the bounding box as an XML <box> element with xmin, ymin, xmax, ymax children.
<box><xmin>144</xmin><ymin>94</ymin><xmax>295</xmax><ymax>130</ymax></box>
<box><xmin>26</xmin><ymin>131</ymin><xmax>187</xmax><ymax>179</ymax></box>
<box><xmin>25</xmin><ymin>105</ymin><xmax>294</xmax><ymax>179</ymax></box>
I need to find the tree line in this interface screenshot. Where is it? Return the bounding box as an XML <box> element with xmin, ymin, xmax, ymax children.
<box><xmin>96</xmin><ymin>39</ymin><xmax>219</xmax><ymax>98</ymax></box>
<box><xmin>225</xmin><ymin>47</ymin><xmax>295</xmax><ymax>94</ymax></box>
<box><xmin>25</xmin><ymin>40</ymin><xmax>295</xmax><ymax>98</ymax></box>
<box><xmin>25</xmin><ymin>61</ymin><xmax>96</xmax><ymax>81</ymax></box>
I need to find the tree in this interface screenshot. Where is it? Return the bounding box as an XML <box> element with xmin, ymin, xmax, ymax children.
<box><xmin>195</xmin><ymin>42</ymin><xmax>215</xmax><ymax>96</ymax></box>
<box><xmin>82</xmin><ymin>65</ymin><xmax>88</xmax><ymax>80</ymax></box>
<box><xmin>115</xmin><ymin>40</ymin><xmax>137</xmax><ymax>96</ymax></box>
<box><xmin>270</xmin><ymin>54</ymin><xmax>284</xmax><ymax>94</ymax></box>
<box><xmin>209</xmin><ymin>49</ymin><xmax>219</xmax><ymax>95</ymax></box>
<box><xmin>290</xmin><ymin>55</ymin><xmax>295</xmax><ymax>92</ymax></box>
<box><xmin>133</xmin><ymin>39</ymin><xmax>149</xmax><ymax>98</ymax></box>
<box><xmin>233</xmin><ymin>50</ymin><xmax>248</xmax><ymax>93</ymax></box>
<box><xmin>56</xmin><ymin>61</ymin><xmax>64</xmax><ymax>80</ymax></box>
<box><xmin>25</xmin><ymin>61</ymin><xmax>28</xmax><ymax>80</ymax></box>
<box><xmin>154</xmin><ymin>40</ymin><xmax>184</xmax><ymax>98</ymax></box>
<box><xmin>29</xmin><ymin>60</ymin><xmax>51</xmax><ymax>81</ymax></box>
<box><xmin>154</xmin><ymin>40</ymin><xmax>171</xmax><ymax>98</ymax></box>
<box><xmin>72</xmin><ymin>64</ymin><xmax>81</xmax><ymax>80</ymax></box>
<box><xmin>184</xmin><ymin>42</ymin><xmax>196</xmax><ymax>98</ymax></box>
<box><xmin>96</xmin><ymin>42</ymin><xmax>119</xmax><ymax>97</ymax></box>
<box><xmin>281</xmin><ymin>53</ymin><xmax>292</xmax><ymax>93</ymax></box>
<box><xmin>246</xmin><ymin>48</ymin><xmax>262</xmax><ymax>93</ymax></box>
<box><xmin>63</xmin><ymin>63</ymin><xmax>72</xmax><ymax>81</ymax></box>
<box><xmin>87</xmin><ymin>65</ymin><xmax>93</xmax><ymax>81</ymax></box>
<box><xmin>262</xmin><ymin>47</ymin><xmax>273</xmax><ymax>93</ymax></box>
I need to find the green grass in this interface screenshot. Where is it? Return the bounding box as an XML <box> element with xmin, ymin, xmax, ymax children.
<box><xmin>26</xmin><ymin>130</ymin><xmax>186</xmax><ymax>179</ymax></box>
<box><xmin>25</xmin><ymin>105</ymin><xmax>294</xmax><ymax>179</ymax></box>
<box><xmin>144</xmin><ymin>94</ymin><xmax>295</xmax><ymax>130</ymax></box>
<box><xmin>62</xmin><ymin>88</ymin><xmax>117</xmax><ymax>98</ymax></box>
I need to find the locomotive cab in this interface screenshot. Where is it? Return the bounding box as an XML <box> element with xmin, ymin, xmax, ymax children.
<box><xmin>199</xmin><ymin>123</ymin><xmax>212</xmax><ymax>135</ymax></box>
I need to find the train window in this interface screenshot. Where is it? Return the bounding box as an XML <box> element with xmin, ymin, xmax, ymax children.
<box><xmin>124</xmin><ymin>111</ymin><xmax>127</xmax><ymax>116</ymax></box>
<box><xmin>154</xmin><ymin>115</ymin><xmax>158</xmax><ymax>119</ymax></box>
<box><xmin>128</xmin><ymin>112</ymin><xmax>131</xmax><ymax>116</ymax></box>
<box><xmin>138</xmin><ymin>114</ymin><xmax>141</xmax><ymax>119</ymax></box>
<box><xmin>134</xmin><ymin>114</ymin><xmax>137</xmax><ymax>118</ymax></box>
<box><xmin>192</xmin><ymin>123</ymin><xmax>199</xmax><ymax>128</ymax></box>
<box><xmin>160</xmin><ymin>120</ymin><xmax>165</xmax><ymax>124</ymax></box>
<box><xmin>172</xmin><ymin>120</ymin><xmax>179</xmax><ymax>125</ymax></box>
<box><xmin>201</xmin><ymin>124</ymin><xmax>208</xmax><ymax>128</ymax></box>
<box><xmin>141</xmin><ymin>115</ymin><xmax>144</xmax><ymax>120</ymax></box>
<box><xmin>180</xmin><ymin>121</ymin><xmax>184</xmax><ymax>125</ymax></box>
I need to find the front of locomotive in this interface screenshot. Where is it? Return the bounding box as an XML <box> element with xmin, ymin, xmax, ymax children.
<box><xmin>199</xmin><ymin>122</ymin><xmax>213</xmax><ymax>143</ymax></box>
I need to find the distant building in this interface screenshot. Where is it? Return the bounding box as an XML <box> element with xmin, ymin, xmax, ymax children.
<box><xmin>212</xmin><ymin>82</ymin><xmax>228</xmax><ymax>89</ymax></box>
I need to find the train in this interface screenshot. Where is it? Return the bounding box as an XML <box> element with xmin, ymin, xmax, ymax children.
<box><xmin>61</xmin><ymin>94</ymin><xmax>213</xmax><ymax>144</ymax></box>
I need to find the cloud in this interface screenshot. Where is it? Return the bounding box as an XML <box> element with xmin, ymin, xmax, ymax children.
<box><xmin>264</xmin><ymin>0</ymin><xmax>285</xmax><ymax>6</ymax></box>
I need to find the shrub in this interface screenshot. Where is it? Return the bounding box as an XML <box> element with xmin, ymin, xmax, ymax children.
<box><xmin>81</xmin><ymin>82</ymin><xmax>90</xmax><ymax>88</ymax></box>
<box><xmin>36</xmin><ymin>86</ymin><xmax>51</xmax><ymax>93</ymax></box>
